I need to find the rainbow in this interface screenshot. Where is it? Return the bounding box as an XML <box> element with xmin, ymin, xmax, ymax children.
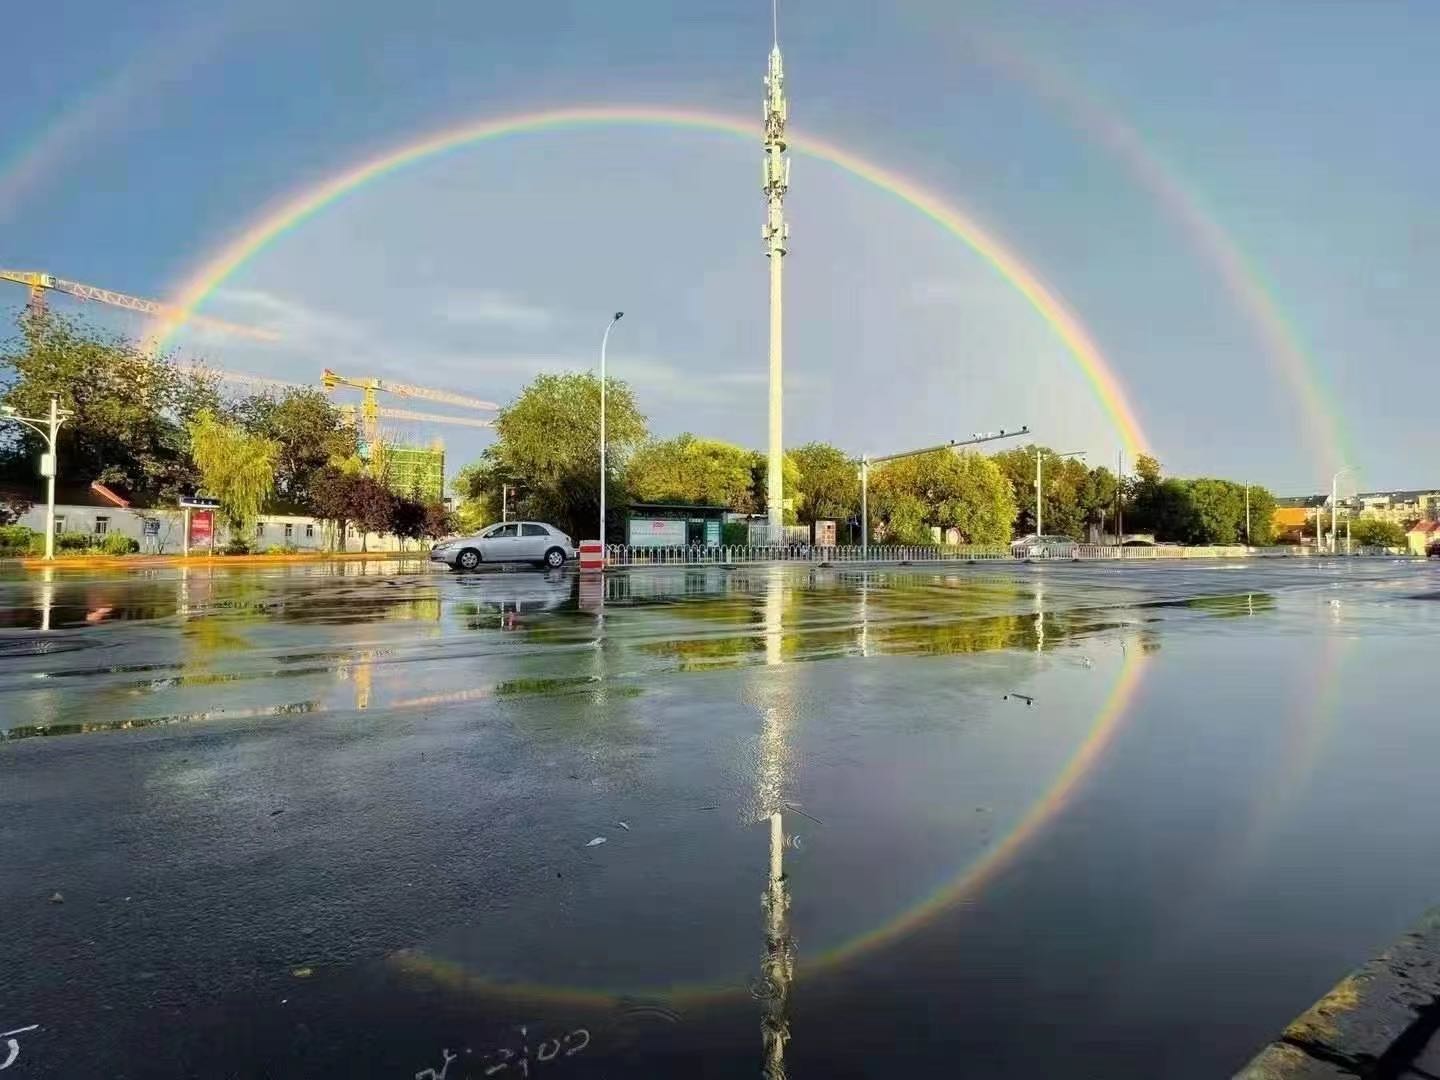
<box><xmin>145</xmin><ymin>105</ymin><xmax>1149</xmax><ymax>459</ymax></box>
<box><xmin>389</xmin><ymin>643</ymin><xmax>1148</xmax><ymax>1006</ymax></box>
<box><xmin>965</xmin><ymin>32</ymin><xmax>1348</xmax><ymax>474</ymax></box>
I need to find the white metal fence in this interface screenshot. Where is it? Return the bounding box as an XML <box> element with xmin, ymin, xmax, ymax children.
<box><xmin>602</xmin><ymin>543</ymin><xmax>1290</xmax><ymax>566</ymax></box>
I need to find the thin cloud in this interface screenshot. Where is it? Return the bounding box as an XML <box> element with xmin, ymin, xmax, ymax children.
<box><xmin>436</xmin><ymin>290</ymin><xmax>555</xmax><ymax>331</ymax></box>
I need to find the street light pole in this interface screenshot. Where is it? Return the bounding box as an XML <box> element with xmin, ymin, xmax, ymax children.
<box><xmin>860</xmin><ymin>456</ymin><xmax>869</xmax><ymax>560</ymax></box>
<box><xmin>1</xmin><ymin>394</ymin><xmax>70</xmax><ymax>561</ymax></box>
<box><xmin>1035</xmin><ymin>451</ymin><xmax>1042</xmax><ymax>539</ymax></box>
<box><xmin>1331</xmin><ymin>466</ymin><xmax>1353</xmax><ymax>555</ymax></box>
<box><xmin>598</xmin><ymin>312</ymin><xmax>623</xmax><ymax>555</ymax></box>
<box><xmin>44</xmin><ymin>395</ymin><xmax>58</xmax><ymax>559</ymax></box>
<box><xmin>1245</xmin><ymin>482</ymin><xmax>1251</xmax><ymax>546</ymax></box>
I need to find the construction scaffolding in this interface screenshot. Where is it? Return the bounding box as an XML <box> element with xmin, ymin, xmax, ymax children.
<box><xmin>383</xmin><ymin>442</ymin><xmax>446</xmax><ymax>502</ymax></box>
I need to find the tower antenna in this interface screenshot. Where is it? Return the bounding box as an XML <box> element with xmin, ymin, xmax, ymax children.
<box><xmin>762</xmin><ymin>0</ymin><xmax>790</xmax><ymax>542</ymax></box>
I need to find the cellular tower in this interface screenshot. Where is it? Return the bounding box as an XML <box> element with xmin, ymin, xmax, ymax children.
<box><xmin>762</xmin><ymin>3</ymin><xmax>790</xmax><ymax>540</ymax></box>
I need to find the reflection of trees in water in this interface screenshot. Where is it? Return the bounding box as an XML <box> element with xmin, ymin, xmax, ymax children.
<box><xmin>616</xmin><ymin>573</ymin><xmax>1275</xmax><ymax>670</ymax></box>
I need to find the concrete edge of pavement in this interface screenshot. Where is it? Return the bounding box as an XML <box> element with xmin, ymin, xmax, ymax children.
<box><xmin>1234</xmin><ymin>907</ymin><xmax>1440</xmax><ymax>1078</ymax></box>
<box><xmin>13</xmin><ymin>550</ymin><xmax>431</xmax><ymax>570</ymax></box>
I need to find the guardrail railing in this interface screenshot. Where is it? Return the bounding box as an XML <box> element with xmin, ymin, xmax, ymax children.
<box><xmin>599</xmin><ymin>543</ymin><xmax>1298</xmax><ymax>565</ymax></box>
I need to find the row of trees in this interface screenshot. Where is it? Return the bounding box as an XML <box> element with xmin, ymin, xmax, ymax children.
<box><xmin>0</xmin><ymin>313</ymin><xmax>452</xmax><ymax>548</ymax></box>
<box><xmin>3</xmin><ymin>313</ymin><xmax>1297</xmax><ymax>551</ymax></box>
<box><xmin>451</xmin><ymin>371</ymin><xmax>1280</xmax><ymax>548</ymax></box>
<box><xmin>452</xmin><ymin>372</ymin><xmax>1019</xmax><ymax>544</ymax></box>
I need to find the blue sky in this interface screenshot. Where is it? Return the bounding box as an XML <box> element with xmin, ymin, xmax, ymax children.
<box><xmin>2</xmin><ymin>0</ymin><xmax>1435</xmax><ymax>492</ymax></box>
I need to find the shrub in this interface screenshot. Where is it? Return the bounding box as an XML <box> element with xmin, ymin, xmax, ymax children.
<box><xmin>721</xmin><ymin>522</ymin><xmax>749</xmax><ymax>546</ymax></box>
<box><xmin>0</xmin><ymin>524</ymin><xmax>35</xmax><ymax>556</ymax></box>
<box><xmin>101</xmin><ymin>533</ymin><xmax>140</xmax><ymax>556</ymax></box>
<box><xmin>56</xmin><ymin>531</ymin><xmax>93</xmax><ymax>551</ymax></box>
<box><xmin>264</xmin><ymin>544</ymin><xmax>299</xmax><ymax>555</ymax></box>
<box><xmin>223</xmin><ymin>538</ymin><xmax>252</xmax><ymax>555</ymax></box>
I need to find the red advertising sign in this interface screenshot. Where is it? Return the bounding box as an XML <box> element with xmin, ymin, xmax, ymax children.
<box><xmin>189</xmin><ymin>510</ymin><xmax>214</xmax><ymax>548</ymax></box>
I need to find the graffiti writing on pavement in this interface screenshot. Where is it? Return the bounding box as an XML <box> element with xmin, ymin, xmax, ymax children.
<box><xmin>416</xmin><ymin>1026</ymin><xmax>591</xmax><ymax>1079</ymax></box>
<box><xmin>1</xmin><ymin>1026</ymin><xmax>39</xmax><ymax>1072</ymax></box>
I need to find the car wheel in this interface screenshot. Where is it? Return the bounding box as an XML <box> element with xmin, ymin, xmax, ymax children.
<box><xmin>456</xmin><ymin>548</ymin><xmax>481</xmax><ymax>571</ymax></box>
<box><xmin>544</xmin><ymin>546</ymin><xmax>566</xmax><ymax>569</ymax></box>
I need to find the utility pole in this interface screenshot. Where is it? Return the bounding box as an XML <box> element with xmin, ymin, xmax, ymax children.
<box><xmin>598</xmin><ymin>312</ymin><xmax>623</xmax><ymax>553</ymax></box>
<box><xmin>1245</xmin><ymin>482</ymin><xmax>1251</xmax><ymax>545</ymax></box>
<box><xmin>44</xmin><ymin>396</ymin><xmax>58</xmax><ymax>560</ymax></box>
<box><xmin>859</xmin><ymin>428</ymin><xmax>1028</xmax><ymax>555</ymax></box>
<box><xmin>762</xmin><ymin>12</ymin><xmax>790</xmax><ymax>542</ymax></box>
<box><xmin>1330</xmin><ymin>466</ymin><xmax>1352</xmax><ymax>555</ymax></box>
<box><xmin>860</xmin><ymin>456</ymin><xmax>869</xmax><ymax>561</ymax></box>
<box><xmin>1115</xmin><ymin>450</ymin><xmax>1124</xmax><ymax>542</ymax></box>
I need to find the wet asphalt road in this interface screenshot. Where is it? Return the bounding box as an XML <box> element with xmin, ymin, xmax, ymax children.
<box><xmin>3</xmin><ymin>557</ymin><xmax>1440</xmax><ymax>1078</ymax></box>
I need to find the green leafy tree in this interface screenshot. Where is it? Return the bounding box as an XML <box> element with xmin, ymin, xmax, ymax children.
<box><xmin>1134</xmin><ymin>454</ymin><xmax>1162</xmax><ymax>485</ymax></box>
<box><xmin>746</xmin><ymin>451</ymin><xmax>801</xmax><ymax>525</ymax></box>
<box><xmin>476</xmin><ymin>371</ymin><xmax>647</xmax><ymax>539</ymax></box>
<box><xmin>1351</xmin><ymin>518</ymin><xmax>1406</xmax><ymax>548</ymax></box>
<box><xmin>991</xmin><ymin>445</ymin><xmax>1091</xmax><ymax>538</ymax></box>
<box><xmin>1129</xmin><ymin>474</ymin><xmax>1277</xmax><ymax>545</ymax></box>
<box><xmin>791</xmin><ymin>442</ymin><xmax>859</xmax><ymax>525</ymax></box>
<box><xmin>1243</xmin><ymin>486</ymin><xmax>1277</xmax><ymax>545</ymax></box>
<box><xmin>871</xmin><ymin>450</ymin><xmax>1015</xmax><ymax>545</ymax></box>
<box><xmin>187</xmin><ymin>410</ymin><xmax>277</xmax><ymax>537</ymax></box>
<box><xmin>230</xmin><ymin>388</ymin><xmax>358</xmax><ymax>510</ymax></box>
<box><xmin>1187</xmin><ymin>478</ymin><xmax>1245</xmax><ymax>545</ymax></box>
<box><xmin>1079</xmin><ymin>466</ymin><xmax>1120</xmax><ymax>534</ymax></box>
<box><xmin>625</xmin><ymin>434</ymin><xmax>756</xmax><ymax>510</ymax></box>
<box><xmin>454</xmin><ymin>458</ymin><xmax>502</xmax><ymax>532</ymax></box>
<box><xmin>0</xmin><ymin>311</ymin><xmax>220</xmax><ymax>500</ymax></box>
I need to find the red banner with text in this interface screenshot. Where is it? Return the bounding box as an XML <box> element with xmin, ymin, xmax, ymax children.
<box><xmin>189</xmin><ymin>510</ymin><xmax>214</xmax><ymax>548</ymax></box>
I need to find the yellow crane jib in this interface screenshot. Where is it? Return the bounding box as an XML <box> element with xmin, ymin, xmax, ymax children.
<box><xmin>1</xmin><ymin>267</ymin><xmax>277</xmax><ymax>341</ymax></box>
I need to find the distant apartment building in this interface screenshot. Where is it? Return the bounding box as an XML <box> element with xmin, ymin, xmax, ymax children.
<box><xmin>1274</xmin><ymin>489</ymin><xmax>1439</xmax><ymax>538</ymax></box>
<box><xmin>1354</xmin><ymin>490</ymin><xmax>1440</xmax><ymax>526</ymax></box>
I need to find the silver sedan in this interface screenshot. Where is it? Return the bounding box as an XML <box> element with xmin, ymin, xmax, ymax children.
<box><xmin>429</xmin><ymin>521</ymin><xmax>577</xmax><ymax>571</ymax></box>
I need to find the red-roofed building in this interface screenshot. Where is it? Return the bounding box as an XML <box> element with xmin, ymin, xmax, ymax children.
<box><xmin>1407</xmin><ymin>520</ymin><xmax>1440</xmax><ymax>556</ymax></box>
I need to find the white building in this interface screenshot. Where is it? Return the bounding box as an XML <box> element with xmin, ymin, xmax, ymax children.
<box><xmin>3</xmin><ymin>481</ymin><xmax>420</xmax><ymax>554</ymax></box>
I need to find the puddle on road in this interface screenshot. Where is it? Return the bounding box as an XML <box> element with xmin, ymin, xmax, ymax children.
<box><xmin>0</xmin><ymin>562</ymin><xmax>1337</xmax><ymax>742</ymax></box>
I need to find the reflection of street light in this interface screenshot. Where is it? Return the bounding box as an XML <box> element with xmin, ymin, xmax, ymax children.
<box><xmin>1036</xmin><ymin>450</ymin><xmax>1085</xmax><ymax>538</ymax></box>
<box><xmin>598</xmin><ymin>312</ymin><xmax>624</xmax><ymax>555</ymax></box>
<box><xmin>1331</xmin><ymin>466</ymin><xmax>1354</xmax><ymax>554</ymax></box>
<box><xmin>1</xmin><ymin>395</ymin><xmax>73</xmax><ymax>560</ymax></box>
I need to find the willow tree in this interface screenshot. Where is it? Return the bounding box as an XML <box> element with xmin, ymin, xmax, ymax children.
<box><xmin>187</xmin><ymin>410</ymin><xmax>278</xmax><ymax>538</ymax></box>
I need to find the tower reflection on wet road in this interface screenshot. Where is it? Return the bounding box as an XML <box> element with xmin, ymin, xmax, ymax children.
<box><xmin>754</xmin><ymin>565</ymin><xmax>794</xmax><ymax>1078</ymax></box>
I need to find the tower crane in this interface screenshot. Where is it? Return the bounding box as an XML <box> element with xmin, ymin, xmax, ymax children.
<box><xmin>210</xmin><ymin>369</ymin><xmax>494</xmax><ymax>432</ymax></box>
<box><xmin>1</xmin><ymin>269</ymin><xmax>277</xmax><ymax>341</ymax></box>
<box><xmin>320</xmin><ymin>368</ymin><xmax>497</xmax><ymax>449</ymax></box>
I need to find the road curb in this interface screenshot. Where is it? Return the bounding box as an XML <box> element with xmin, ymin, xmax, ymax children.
<box><xmin>1235</xmin><ymin>907</ymin><xmax>1440</xmax><ymax>1077</ymax></box>
<box><xmin>16</xmin><ymin>551</ymin><xmax>430</xmax><ymax>570</ymax></box>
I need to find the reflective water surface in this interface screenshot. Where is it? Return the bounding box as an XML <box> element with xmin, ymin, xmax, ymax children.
<box><xmin>2</xmin><ymin>559</ymin><xmax>1438</xmax><ymax>1077</ymax></box>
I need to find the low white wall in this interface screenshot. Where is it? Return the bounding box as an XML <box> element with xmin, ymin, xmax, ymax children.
<box><xmin>13</xmin><ymin>504</ymin><xmax>425</xmax><ymax>554</ymax></box>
